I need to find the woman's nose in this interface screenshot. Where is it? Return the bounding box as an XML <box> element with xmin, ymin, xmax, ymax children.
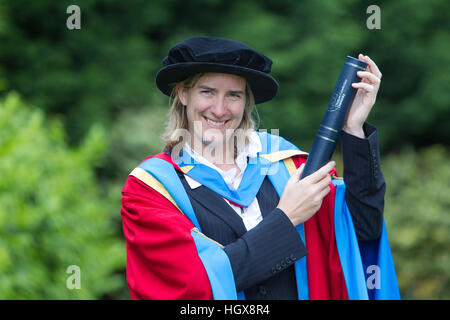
<box><xmin>209</xmin><ymin>96</ymin><xmax>227</xmax><ymax>118</ymax></box>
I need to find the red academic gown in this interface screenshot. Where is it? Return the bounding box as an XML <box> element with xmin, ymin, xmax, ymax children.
<box><xmin>121</xmin><ymin>153</ymin><xmax>348</xmax><ymax>300</ymax></box>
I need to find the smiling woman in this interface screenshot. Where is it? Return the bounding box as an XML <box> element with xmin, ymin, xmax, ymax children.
<box><xmin>120</xmin><ymin>36</ymin><xmax>398</xmax><ymax>300</ymax></box>
<box><xmin>178</xmin><ymin>73</ymin><xmax>248</xmax><ymax>167</ymax></box>
<box><xmin>162</xmin><ymin>72</ymin><xmax>256</xmax><ymax>163</ymax></box>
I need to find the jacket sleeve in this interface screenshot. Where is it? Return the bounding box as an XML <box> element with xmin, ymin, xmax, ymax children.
<box><xmin>340</xmin><ymin>122</ymin><xmax>386</xmax><ymax>241</ymax></box>
<box><xmin>224</xmin><ymin>208</ymin><xmax>307</xmax><ymax>292</ymax></box>
<box><xmin>120</xmin><ymin>176</ymin><xmax>213</xmax><ymax>300</ymax></box>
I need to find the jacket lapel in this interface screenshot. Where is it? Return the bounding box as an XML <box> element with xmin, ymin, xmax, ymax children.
<box><xmin>179</xmin><ymin>169</ymin><xmax>281</xmax><ymax>237</ymax></box>
<box><xmin>177</xmin><ymin>171</ymin><xmax>247</xmax><ymax>236</ymax></box>
<box><xmin>188</xmin><ymin>184</ymin><xmax>248</xmax><ymax>237</ymax></box>
<box><xmin>256</xmin><ymin>176</ymin><xmax>280</xmax><ymax>218</ymax></box>
<box><xmin>176</xmin><ymin>151</ymin><xmax>272</xmax><ymax>208</ymax></box>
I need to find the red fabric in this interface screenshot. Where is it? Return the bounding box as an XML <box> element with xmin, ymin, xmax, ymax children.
<box><xmin>121</xmin><ymin>156</ymin><xmax>213</xmax><ymax>299</ymax></box>
<box><xmin>291</xmin><ymin>155</ymin><xmax>349</xmax><ymax>300</ymax></box>
<box><xmin>121</xmin><ymin>152</ymin><xmax>348</xmax><ymax>300</ymax></box>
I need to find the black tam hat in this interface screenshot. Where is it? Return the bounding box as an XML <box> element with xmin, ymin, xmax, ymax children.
<box><xmin>156</xmin><ymin>36</ymin><xmax>279</xmax><ymax>104</ymax></box>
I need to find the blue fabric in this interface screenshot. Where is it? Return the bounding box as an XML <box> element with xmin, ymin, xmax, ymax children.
<box><xmin>359</xmin><ymin>222</ymin><xmax>401</xmax><ymax>299</ymax></box>
<box><xmin>191</xmin><ymin>230</ymin><xmax>238</xmax><ymax>300</ymax></box>
<box><xmin>237</xmin><ymin>291</ymin><xmax>246</xmax><ymax>300</ymax></box>
<box><xmin>138</xmin><ymin>158</ymin><xmax>202</xmax><ymax>231</ymax></box>
<box><xmin>333</xmin><ymin>179</ymin><xmax>401</xmax><ymax>300</ymax></box>
<box><xmin>294</xmin><ymin>223</ymin><xmax>309</xmax><ymax>300</ymax></box>
<box><xmin>176</xmin><ymin>153</ymin><xmax>271</xmax><ymax>207</ymax></box>
<box><xmin>257</xmin><ymin>131</ymin><xmax>300</xmax><ymax>155</ymax></box>
<box><xmin>175</xmin><ymin>131</ymin><xmax>302</xmax><ymax>208</ymax></box>
<box><xmin>266</xmin><ymin>153</ymin><xmax>309</xmax><ymax>300</ymax></box>
<box><xmin>138</xmin><ymin>157</ymin><xmax>238</xmax><ymax>299</ymax></box>
<box><xmin>137</xmin><ymin>132</ymin><xmax>400</xmax><ymax>300</ymax></box>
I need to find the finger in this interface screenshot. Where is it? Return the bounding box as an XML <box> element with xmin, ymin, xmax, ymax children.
<box><xmin>365</xmin><ymin>55</ymin><xmax>382</xmax><ymax>78</ymax></box>
<box><xmin>361</xmin><ymin>54</ymin><xmax>382</xmax><ymax>79</ymax></box>
<box><xmin>315</xmin><ymin>173</ymin><xmax>332</xmax><ymax>190</ymax></box>
<box><xmin>306</xmin><ymin>161</ymin><xmax>335</xmax><ymax>184</ymax></box>
<box><xmin>317</xmin><ymin>185</ymin><xmax>331</xmax><ymax>200</ymax></box>
<box><xmin>288</xmin><ymin>163</ymin><xmax>304</xmax><ymax>184</ymax></box>
<box><xmin>352</xmin><ymin>82</ymin><xmax>375</xmax><ymax>92</ymax></box>
<box><xmin>358</xmin><ymin>53</ymin><xmax>367</xmax><ymax>66</ymax></box>
<box><xmin>295</xmin><ymin>163</ymin><xmax>305</xmax><ymax>180</ymax></box>
<box><xmin>357</xmin><ymin>71</ymin><xmax>381</xmax><ymax>85</ymax></box>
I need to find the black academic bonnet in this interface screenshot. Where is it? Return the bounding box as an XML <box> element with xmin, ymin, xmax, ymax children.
<box><xmin>155</xmin><ymin>36</ymin><xmax>279</xmax><ymax>104</ymax></box>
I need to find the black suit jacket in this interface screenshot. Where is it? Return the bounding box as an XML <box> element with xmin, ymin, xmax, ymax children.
<box><xmin>178</xmin><ymin>123</ymin><xmax>385</xmax><ymax>299</ymax></box>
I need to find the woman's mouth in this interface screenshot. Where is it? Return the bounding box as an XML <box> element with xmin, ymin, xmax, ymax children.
<box><xmin>203</xmin><ymin>117</ymin><xmax>228</xmax><ymax>128</ymax></box>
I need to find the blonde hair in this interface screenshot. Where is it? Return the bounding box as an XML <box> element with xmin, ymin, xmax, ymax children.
<box><xmin>161</xmin><ymin>73</ymin><xmax>259</xmax><ymax>159</ymax></box>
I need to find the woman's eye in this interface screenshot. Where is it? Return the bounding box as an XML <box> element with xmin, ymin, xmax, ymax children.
<box><xmin>201</xmin><ymin>90</ymin><xmax>212</xmax><ymax>95</ymax></box>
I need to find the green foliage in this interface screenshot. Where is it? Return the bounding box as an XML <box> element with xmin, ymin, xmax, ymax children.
<box><xmin>0</xmin><ymin>93</ymin><xmax>126</xmax><ymax>299</ymax></box>
<box><xmin>0</xmin><ymin>0</ymin><xmax>160</xmax><ymax>144</ymax></box>
<box><xmin>0</xmin><ymin>0</ymin><xmax>448</xmax><ymax>300</ymax></box>
<box><xmin>106</xmin><ymin>104</ymin><xmax>167</xmax><ymax>180</ymax></box>
<box><xmin>1</xmin><ymin>0</ymin><xmax>448</xmax><ymax>152</ymax></box>
<box><xmin>383</xmin><ymin>145</ymin><xmax>450</xmax><ymax>299</ymax></box>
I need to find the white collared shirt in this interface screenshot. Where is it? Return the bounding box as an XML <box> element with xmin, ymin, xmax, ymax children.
<box><xmin>182</xmin><ymin>131</ymin><xmax>264</xmax><ymax>231</ymax></box>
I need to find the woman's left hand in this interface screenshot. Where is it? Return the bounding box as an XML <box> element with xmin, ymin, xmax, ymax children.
<box><xmin>343</xmin><ymin>54</ymin><xmax>382</xmax><ymax>138</ymax></box>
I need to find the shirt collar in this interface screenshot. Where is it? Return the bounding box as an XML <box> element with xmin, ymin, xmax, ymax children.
<box><xmin>182</xmin><ymin>130</ymin><xmax>262</xmax><ymax>190</ymax></box>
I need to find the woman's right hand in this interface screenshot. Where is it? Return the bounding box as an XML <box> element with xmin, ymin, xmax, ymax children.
<box><xmin>277</xmin><ymin>161</ymin><xmax>335</xmax><ymax>227</ymax></box>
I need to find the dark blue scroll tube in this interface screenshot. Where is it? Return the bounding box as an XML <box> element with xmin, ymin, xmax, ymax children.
<box><xmin>301</xmin><ymin>56</ymin><xmax>368</xmax><ymax>178</ymax></box>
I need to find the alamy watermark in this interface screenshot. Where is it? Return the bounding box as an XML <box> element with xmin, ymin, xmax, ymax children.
<box><xmin>66</xmin><ymin>5</ymin><xmax>380</xmax><ymax>31</ymax></box>
<box><xmin>366</xmin><ymin>5</ymin><xmax>381</xmax><ymax>30</ymax></box>
<box><xmin>66</xmin><ymin>265</ymin><xmax>81</xmax><ymax>290</ymax></box>
<box><xmin>170</xmin><ymin>121</ymin><xmax>281</xmax><ymax>174</ymax></box>
<box><xmin>366</xmin><ymin>264</ymin><xmax>381</xmax><ymax>290</ymax></box>
<box><xmin>66</xmin><ymin>5</ymin><xmax>81</xmax><ymax>30</ymax></box>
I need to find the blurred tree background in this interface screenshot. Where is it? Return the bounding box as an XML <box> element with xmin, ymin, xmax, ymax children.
<box><xmin>0</xmin><ymin>0</ymin><xmax>448</xmax><ymax>299</ymax></box>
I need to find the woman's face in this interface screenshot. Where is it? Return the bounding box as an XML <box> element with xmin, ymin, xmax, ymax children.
<box><xmin>179</xmin><ymin>72</ymin><xmax>247</xmax><ymax>152</ymax></box>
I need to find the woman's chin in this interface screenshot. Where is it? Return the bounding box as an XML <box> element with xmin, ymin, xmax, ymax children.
<box><xmin>201</xmin><ymin>137</ymin><xmax>225</xmax><ymax>148</ymax></box>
